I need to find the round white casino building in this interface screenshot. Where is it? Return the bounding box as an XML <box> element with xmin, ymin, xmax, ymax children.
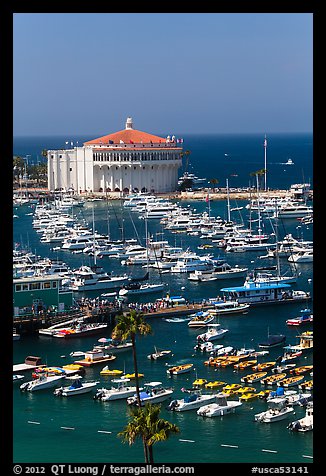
<box><xmin>47</xmin><ymin>118</ymin><xmax>183</xmax><ymax>194</ymax></box>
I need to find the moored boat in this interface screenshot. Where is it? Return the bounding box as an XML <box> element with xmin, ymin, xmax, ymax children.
<box><xmin>287</xmin><ymin>402</ymin><xmax>313</xmax><ymax>432</ymax></box>
<box><xmin>197</xmin><ymin>394</ymin><xmax>242</xmax><ymax>417</ymax></box>
<box><xmin>127</xmin><ymin>382</ymin><xmax>174</xmax><ymax>406</ymax></box>
<box><xmin>289</xmin><ymin>365</ymin><xmax>313</xmax><ymax>376</ymax></box>
<box><xmin>241</xmin><ymin>371</ymin><xmax>268</xmax><ymax>384</ymax></box>
<box><xmin>73</xmin><ymin>349</ymin><xmax>117</xmax><ymax>367</ymax></box>
<box><xmin>54</xmin><ymin>375</ymin><xmax>99</xmax><ymax>396</ymax></box>
<box><xmin>277</xmin><ymin>375</ymin><xmax>305</xmax><ymax>387</ymax></box>
<box><xmin>168</xmin><ymin>390</ymin><xmax>217</xmax><ymax>412</ymax></box>
<box><xmin>166</xmin><ymin>363</ymin><xmax>194</xmax><ymax>375</ymax></box>
<box><xmin>252</xmin><ymin>361</ymin><xmax>276</xmax><ymax>372</ymax></box>
<box><xmin>260</xmin><ymin>373</ymin><xmax>287</xmax><ymax>386</ymax></box>
<box><xmin>286</xmin><ymin>308</ymin><xmax>313</xmax><ymax>326</ymax></box>
<box><xmin>94</xmin><ymin>379</ymin><xmax>143</xmax><ymax>401</ymax></box>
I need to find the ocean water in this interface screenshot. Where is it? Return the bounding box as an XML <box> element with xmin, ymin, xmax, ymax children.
<box><xmin>12</xmin><ymin>134</ymin><xmax>313</xmax><ymax>465</ymax></box>
<box><xmin>13</xmin><ymin>133</ymin><xmax>313</xmax><ymax>191</ymax></box>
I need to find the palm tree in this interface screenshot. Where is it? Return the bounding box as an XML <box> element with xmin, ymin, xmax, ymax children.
<box><xmin>112</xmin><ymin>310</ymin><xmax>152</xmax><ymax>406</ymax></box>
<box><xmin>209</xmin><ymin>178</ymin><xmax>219</xmax><ymax>192</ymax></box>
<box><xmin>250</xmin><ymin>168</ymin><xmax>266</xmax><ymax>191</ymax></box>
<box><xmin>118</xmin><ymin>403</ymin><xmax>180</xmax><ymax>463</ymax></box>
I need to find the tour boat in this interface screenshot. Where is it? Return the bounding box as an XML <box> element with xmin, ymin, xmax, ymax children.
<box><xmin>220</xmin><ymin>279</ymin><xmax>311</xmax><ymax>306</ymax></box>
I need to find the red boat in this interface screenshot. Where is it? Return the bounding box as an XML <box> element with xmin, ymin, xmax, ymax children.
<box><xmin>286</xmin><ymin>309</ymin><xmax>313</xmax><ymax>326</ymax></box>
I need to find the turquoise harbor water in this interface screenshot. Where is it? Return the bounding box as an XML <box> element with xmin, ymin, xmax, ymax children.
<box><xmin>12</xmin><ymin>133</ymin><xmax>314</xmax><ymax>464</ymax></box>
<box><xmin>13</xmin><ymin>196</ymin><xmax>313</xmax><ymax>464</ymax></box>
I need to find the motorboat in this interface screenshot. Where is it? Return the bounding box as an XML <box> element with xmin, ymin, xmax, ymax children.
<box><xmin>68</xmin><ymin>265</ymin><xmax>129</xmax><ymax>291</ymax></box>
<box><xmin>276</xmin><ymin>375</ymin><xmax>305</xmax><ymax>387</ymax></box>
<box><xmin>54</xmin><ymin>375</ymin><xmax>99</xmax><ymax>396</ymax></box>
<box><xmin>288</xmin><ymin>249</ymin><xmax>313</xmax><ymax>263</ymax></box>
<box><xmin>241</xmin><ymin>372</ymin><xmax>268</xmax><ymax>384</ymax></box>
<box><xmin>187</xmin><ymin>312</ymin><xmax>215</xmax><ymax>328</ymax></box>
<box><xmin>166</xmin><ymin>363</ymin><xmax>194</xmax><ymax>375</ymax></box>
<box><xmin>197</xmin><ymin>394</ymin><xmax>242</xmax><ymax>417</ymax></box>
<box><xmin>100</xmin><ymin>366</ymin><xmax>123</xmax><ymax>377</ymax></box>
<box><xmin>271</xmin><ymin>364</ymin><xmax>296</xmax><ymax>374</ymax></box>
<box><xmin>260</xmin><ymin>373</ymin><xmax>287</xmax><ymax>386</ymax></box>
<box><xmin>280</xmin><ymin>349</ymin><xmax>303</xmax><ymax>364</ymax></box>
<box><xmin>287</xmin><ymin>402</ymin><xmax>313</xmax><ymax>432</ymax></box>
<box><xmin>289</xmin><ymin>365</ymin><xmax>313</xmax><ymax>376</ymax></box>
<box><xmin>94</xmin><ymin>379</ymin><xmax>143</xmax><ymax>401</ymax></box>
<box><xmin>196</xmin><ymin>324</ymin><xmax>229</xmax><ymax>342</ymax></box>
<box><xmin>204</xmin><ymin>381</ymin><xmax>226</xmax><ymax>390</ymax></box>
<box><xmin>267</xmin><ymin>390</ymin><xmax>312</xmax><ymax>407</ymax></box>
<box><xmin>53</xmin><ymin>322</ymin><xmax>108</xmax><ymax>338</ymax></box>
<box><xmin>233</xmin><ymin>359</ymin><xmax>257</xmax><ymax>371</ymax></box>
<box><xmin>119</xmin><ymin>282</ymin><xmax>166</xmax><ymax>296</ymax></box>
<box><xmin>20</xmin><ymin>373</ymin><xmax>66</xmax><ymax>392</ymax></box>
<box><xmin>94</xmin><ymin>339</ymin><xmax>133</xmax><ymax>354</ymax></box>
<box><xmin>207</xmin><ymin>300</ymin><xmax>250</xmax><ymax>315</ymax></box>
<box><xmin>168</xmin><ymin>391</ymin><xmax>217</xmax><ymax>412</ymax></box>
<box><xmin>147</xmin><ymin>347</ymin><xmax>172</xmax><ymax>360</ymax></box>
<box><xmin>286</xmin><ymin>309</ymin><xmax>313</xmax><ymax>326</ymax></box>
<box><xmin>254</xmin><ymin>401</ymin><xmax>295</xmax><ymax>423</ymax></box>
<box><xmin>127</xmin><ymin>382</ymin><xmax>174</xmax><ymax>406</ymax></box>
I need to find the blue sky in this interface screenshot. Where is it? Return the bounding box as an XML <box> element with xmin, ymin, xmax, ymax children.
<box><xmin>13</xmin><ymin>13</ymin><xmax>313</xmax><ymax>136</ymax></box>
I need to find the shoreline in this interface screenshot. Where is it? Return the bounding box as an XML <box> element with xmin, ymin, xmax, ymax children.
<box><xmin>13</xmin><ymin>187</ymin><xmax>313</xmax><ymax>202</ymax></box>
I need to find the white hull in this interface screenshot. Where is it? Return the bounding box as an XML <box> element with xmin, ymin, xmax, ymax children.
<box><xmin>55</xmin><ymin>382</ymin><xmax>98</xmax><ymax>396</ymax></box>
<box><xmin>119</xmin><ymin>284</ymin><xmax>165</xmax><ymax>296</ymax></box>
<box><xmin>95</xmin><ymin>387</ymin><xmax>140</xmax><ymax>401</ymax></box>
<box><xmin>255</xmin><ymin>407</ymin><xmax>294</xmax><ymax>422</ymax></box>
<box><xmin>170</xmin><ymin>394</ymin><xmax>217</xmax><ymax>411</ymax></box>
<box><xmin>197</xmin><ymin>401</ymin><xmax>242</xmax><ymax>417</ymax></box>
<box><xmin>71</xmin><ymin>277</ymin><xmax>129</xmax><ymax>291</ymax></box>
<box><xmin>20</xmin><ymin>375</ymin><xmax>65</xmax><ymax>392</ymax></box>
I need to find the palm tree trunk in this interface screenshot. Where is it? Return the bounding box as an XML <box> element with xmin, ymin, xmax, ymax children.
<box><xmin>148</xmin><ymin>444</ymin><xmax>154</xmax><ymax>464</ymax></box>
<box><xmin>143</xmin><ymin>437</ymin><xmax>150</xmax><ymax>463</ymax></box>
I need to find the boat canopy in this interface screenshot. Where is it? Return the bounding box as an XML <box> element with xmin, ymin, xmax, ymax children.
<box><xmin>220</xmin><ymin>282</ymin><xmax>292</xmax><ymax>292</ymax></box>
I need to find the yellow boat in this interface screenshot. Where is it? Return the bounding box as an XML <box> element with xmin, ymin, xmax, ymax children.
<box><xmin>239</xmin><ymin>392</ymin><xmax>258</xmax><ymax>402</ymax></box>
<box><xmin>193</xmin><ymin>378</ymin><xmax>207</xmax><ymax>386</ymax></box>
<box><xmin>252</xmin><ymin>361</ymin><xmax>276</xmax><ymax>372</ymax></box>
<box><xmin>290</xmin><ymin>365</ymin><xmax>313</xmax><ymax>376</ymax></box>
<box><xmin>123</xmin><ymin>372</ymin><xmax>144</xmax><ymax>379</ymax></box>
<box><xmin>257</xmin><ymin>389</ymin><xmax>272</xmax><ymax>399</ymax></box>
<box><xmin>260</xmin><ymin>373</ymin><xmax>287</xmax><ymax>386</ymax></box>
<box><xmin>62</xmin><ymin>364</ymin><xmax>84</xmax><ymax>371</ymax></box>
<box><xmin>205</xmin><ymin>381</ymin><xmax>226</xmax><ymax>389</ymax></box>
<box><xmin>218</xmin><ymin>357</ymin><xmax>242</xmax><ymax>368</ymax></box>
<box><xmin>235</xmin><ymin>386</ymin><xmax>256</xmax><ymax>394</ymax></box>
<box><xmin>222</xmin><ymin>383</ymin><xmax>242</xmax><ymax>392</ymax></box>
<box><xmin>299</xmin><ymin>379</ymin><xmax>313</xmax><ymax>391</ymax></box>
<box><xmin>241</xmin><ymin>371</ymin><xmax>267</xmax><ymax>383</ymax></box>
<box><xmin>234</xmin><ymin>360</ymin><xmax>257</xmax><ymax>370</ymax></box>
<box><xmin>277</xmin><ymin>375</ymin><xmax>305</xmax><ymax>387</ymax></box>
<box><xmin>166</xmin><ymin>363</ymin><xmax>193</xmax><ymax>375</ymax></box>
<box><xmin>100</xmin><ymin>366</ymin><xmax>124</xmax><ymax>376</ymax></box>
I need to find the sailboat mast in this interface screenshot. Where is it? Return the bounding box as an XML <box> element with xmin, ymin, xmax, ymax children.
<box><xmin>92</xmin><ymin>203</ymin><xmax>97</xmax><ymax>266</ymax></box>
<box><xmin>264</xmin><ymin>135</ymin><xmax>267</xmax><ymax>192</ymax></box>
<box><xmin>226</xmin><ymin>178</ymin><xmax>231</xmax><ymax>223</ymax></box>
<box><xmin>256</xmin><ymin>173</ymin><xmax>262</xmax><ymax>245</ymax></box>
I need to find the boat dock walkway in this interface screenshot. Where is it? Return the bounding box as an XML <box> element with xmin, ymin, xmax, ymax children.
<box><xmin>142</xmin><ymin>303</ymin><xmax>210</xmax><ymax>319</ymax></box>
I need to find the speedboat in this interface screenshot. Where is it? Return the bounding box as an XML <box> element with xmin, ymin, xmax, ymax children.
<box><xmin>53</xmin><ymin>375</ymin><xmax>99</xmax><ymax>396</ymax></box>
<box><xmin>286</xmin><ymin>309</ymin><xmax>313</xmax><ymax>326</ymax></box>
<box><xmin>208</xmin><ymin>300</ymin><xmax>250</xmax><ymax>315</ymax></box>
<box><xmin>197</xmin><ymin>395</ymin><xmax>243</xmax><ymax>417</ymax></box>
<box><xmin>94</xmin><ymin>379</ymin><xmax>143</xmax><ymax>401</ymax></box>
<box><xmin>187</xmin><ymin>312</ymin><xmax>215</xmax><ymax>328</ymax></box>
<box><xmin>168</xmin><ymin>391</ymin><xmax>217</xmax><ymax>412</ymax></box>
<box><xmin>196</xmin><ymin>324</ymin><xmax>229</xmax><ymax>342</ymax></box>
<box><xmin>255</xmin><ymin>401</ymin><xmax>295</xmax><ymax>423</ymax></box>
<box><xmin>127</xmin><ymin>382</ymin><xmax>174</xmax><ymax>406</ymax></box>
<box><xmin>287</xmin><ymin>402</ymin><xmax>313</xmax><ymax>432</ymax></box>
<box><xmin>20</xmin><ymin>373</ymin><xmax>66</xmax><ymax>392</ymax></box>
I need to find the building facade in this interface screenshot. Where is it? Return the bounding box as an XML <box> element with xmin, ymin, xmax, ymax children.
<box><xmin>47</xmin><ymin>118</ymin><xmax>183</xmax><ymax>194</ymax></box>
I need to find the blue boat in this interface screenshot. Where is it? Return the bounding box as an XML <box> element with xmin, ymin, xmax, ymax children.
<box><xmin>220</xmin><ymin>279</ymin><xmax>311</xmax><ymax>306</ymax></box>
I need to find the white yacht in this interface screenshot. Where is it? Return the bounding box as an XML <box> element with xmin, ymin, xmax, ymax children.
<box><xmin>94</xmin><ymin>379</ymin><xmax>142</xmax><ymax>401</ymax></box>
<box><xmin>20</xmin><ymin>374</ymin><xmax>66</xmax><ymax>392</ymax></box>
<box><xmin>69</xmin><ymin>265</ymin><xmax>129</xmax><ymax>291</ymax></box>
<box><xmin>287</xmin><ymin>402</ymin><xmax>313</xmax><ymax>432</ymax></box>
<box><xmin>170</xmin><ymin>251</ymin><xmax>213</xmax><ymax>273</ymax></box>
<box><xmin>288</xmin><ymin>249</ymin><xmax>313</xmax><ymax>263</ymax></box>
<box><xmin>54</xmin><ymin>375</ymin><xmax>99</xmax><ymax>396</ymax></box>
<box><xmin>274</xmin><ymin>204</ymin><xmax>313</xmax><ymax>219</ymax></box>
<box><xmin>197</xmin><ymin>395</ymin><xmax>243</xmax><ymax>417</ymax></box>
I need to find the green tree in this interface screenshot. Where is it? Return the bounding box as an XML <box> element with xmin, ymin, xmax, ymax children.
<box><xmin>112</xmin><ymin>310</ymin><xmax>152</xmax><ymax>406</ymax></box>
<box><xmin>118</xmin><ymin>403</ymin><xmax>180</xmax><ymax>463</ymax></box>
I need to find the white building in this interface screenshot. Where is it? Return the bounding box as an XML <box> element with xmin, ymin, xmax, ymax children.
<box><xmin>47</xmin><ymin>118</ymin><xmax>183</xmax><ymax>194</ymax></box>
